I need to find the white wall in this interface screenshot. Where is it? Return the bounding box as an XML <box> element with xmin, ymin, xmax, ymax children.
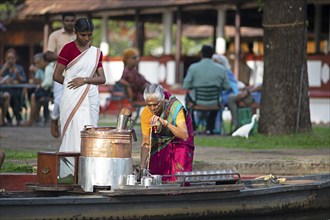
<box><xmin>139</xmin><ymin>61</ymin><xmax>160</xmax><ymax>84</ymax></box>
<box><xmin>103</xmin><ymin>60</ymin><xmax>177</xmax><ymax>86</ymax></box>
<box><xmin>102</xmin><ymin>61</ymin><xmax>123</xmax><ymax>84</ymax></box>
<box><xmin>309</xmin><ymin>98</ymin><xmax>330</xmax><ymax>124</ymax></box>
<box><xmin>246</xmin><ymin>59</ymin><xmax>330</xmax><ymax>124</ymax></box>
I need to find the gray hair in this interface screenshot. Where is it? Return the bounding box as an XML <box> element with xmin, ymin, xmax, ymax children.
<box><xmin>212</xmin><ymin>54</ymin><xmax>231</xmax><ymax>70</ymax></box>
<box><xmin>33</xmin><ymin>53</ymin><xmax>44</xmax><ymax>62</ymax></box>
<box><xmin>143</xmin><ymin>84</ymin><xmax>165</xmax><ymax>101</ymax></box>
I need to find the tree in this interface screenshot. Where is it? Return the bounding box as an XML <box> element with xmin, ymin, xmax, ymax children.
<box><xmin>259</xmin><ymin>0</ymin><xmax>312</xmax><ymax>135</ymax></box>
<box><xmin>0</xmin><ymin>0</ymin><xmax>24</xmax><ymax>25</ymax></box>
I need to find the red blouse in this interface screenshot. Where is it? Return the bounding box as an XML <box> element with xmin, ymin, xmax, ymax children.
<box><xmin>57</xmin><ymin>41</ymin><xmax>103</xmax><ymax>68</ymax></box>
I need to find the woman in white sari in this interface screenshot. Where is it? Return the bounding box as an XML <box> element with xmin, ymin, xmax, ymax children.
<box><xmin>53</xmin><ymin>18</ymin><xmax>106</xmax><ymax>153</ymax></box>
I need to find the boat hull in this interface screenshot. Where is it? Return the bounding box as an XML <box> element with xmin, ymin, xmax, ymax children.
<box><xmin>1</xmin><ymin>174</ymin><xmax>329</xmax><ymax>220</ymax></box>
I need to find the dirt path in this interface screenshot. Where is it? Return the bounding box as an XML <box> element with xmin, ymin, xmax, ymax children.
<box><xmin>0</xmin><ymin>125</ymin><xmax>329</xmax><ymax>175</ymax></box>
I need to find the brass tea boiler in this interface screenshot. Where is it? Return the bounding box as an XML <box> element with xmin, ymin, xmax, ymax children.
<box><xmin>79</xmin><ymin>126</ymin><xmax>136</xmax><ymax>192</ymax></box>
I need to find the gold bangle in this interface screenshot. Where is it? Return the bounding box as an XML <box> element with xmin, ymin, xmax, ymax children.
<box><xmin>84</xmin><ymin>77</ymin><xmax>87</xmax><ymax>84</ymax></box>
<box><xmin>164</xmin><ymin>121</ymin><xmax>168</xmax><ymax>127</ymax></box>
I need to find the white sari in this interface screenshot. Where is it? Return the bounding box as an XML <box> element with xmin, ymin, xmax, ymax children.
<box><xmin>59</xmin><ymin>46</ymin><xmax>101</xmax><ymax>153</ymax></box>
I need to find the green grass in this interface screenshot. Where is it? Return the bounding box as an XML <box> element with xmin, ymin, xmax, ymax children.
<box><xmin>100</xmin><ymin>119</ymin><xmax>329</xmax><ymax>149</ymax></box>
<box><xmin>195</xmin><ymin>126</ymin><xmax>330</xmax><ymax>149</ymax></box>
<box><xmin>0</xmin><ymin>149</ymin><xmax>37</xmax><ymax>173</ymax></box>
<box><xmin>1</xmin><ymin>125</ymin><xmax>328</xmax><ymax>173</ymax></box>
<box><xmin>1</xmin><ymin>162</ymin><xmax>34</xmax><ymax>173</ymax></box>
<box><xmin>98</xmin><ymin>121</ymin><xmax>117</xmax><ymax>127</ymax></box>
<box><xmin>3</xmin><ymin>149</ymin><xmax>37</xmax><ymax>159</ymax></box>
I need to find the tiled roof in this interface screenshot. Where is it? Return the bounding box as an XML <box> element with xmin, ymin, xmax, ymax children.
<box><xmin>17</xmin><ymin>0</ymin><xmax>237</xmax><ymax>18</ymax></box>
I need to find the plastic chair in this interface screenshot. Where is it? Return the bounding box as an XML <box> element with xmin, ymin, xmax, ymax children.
<box><xmin>186</xmin><ymin>86</ymin><xmax>224</xmax><ymax>134</ymax></box>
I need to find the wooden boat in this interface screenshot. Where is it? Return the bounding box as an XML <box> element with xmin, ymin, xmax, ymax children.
<box><xmin>0</xmin><ymin>173</ymin><xmax>329</xmax><ymax>220</ymax></box>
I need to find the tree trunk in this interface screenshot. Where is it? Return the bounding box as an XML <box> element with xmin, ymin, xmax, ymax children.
<box><xmin>259</xmin><ymin>0</ymin><xmax>312</xmax><ymax>135</ymax></box>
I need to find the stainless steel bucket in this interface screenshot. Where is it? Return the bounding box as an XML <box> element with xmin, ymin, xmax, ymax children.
<box><xmin>79</xmin><ymin>156</ymin><xmax>132</xmax><ymax>192</ymax></box>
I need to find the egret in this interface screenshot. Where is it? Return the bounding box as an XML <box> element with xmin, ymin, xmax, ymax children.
<box><xmin>232</xmin><ymin>114</ymin><xmax>259</xmax><ymax>139</ymax></box>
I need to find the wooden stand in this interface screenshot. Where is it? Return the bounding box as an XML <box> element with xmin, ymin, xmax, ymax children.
<box><xmin>37</xmin><ymin>151</ymin><xmax>80</xmax><ymax>187</ymax></box>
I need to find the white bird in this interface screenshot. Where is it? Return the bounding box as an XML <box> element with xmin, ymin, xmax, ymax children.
<box><xmin>232</xmin><ymin>114</ymin><xmax>259</xmax><ymax>139</ymax></box>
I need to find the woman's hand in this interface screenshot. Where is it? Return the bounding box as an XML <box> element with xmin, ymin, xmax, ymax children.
<box><xmin>67</xmin><ymin>77</ymin><xmax>86</xmax><ymax>89</ymax></box>
<box><xmin>150</xmin><ymin>114</ymin><xmax>188</xmax><ymax>141</ymax></box>
<box><xmin>150</xmin><ymin>115</ymin><xmax>168</xmax><ymax>127</ymax></box>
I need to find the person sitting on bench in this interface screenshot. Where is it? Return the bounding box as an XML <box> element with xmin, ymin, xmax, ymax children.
<box><xmin>118</xmin><ymin>47</ymin><xmax>150</xmax><ymax>105</ymax></box>
<box><xmin>24</xmin><ymin>52</ymin><xmax>55</xmax><ymax>126</ymax></box>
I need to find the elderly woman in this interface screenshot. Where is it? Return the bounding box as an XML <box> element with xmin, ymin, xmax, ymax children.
<box><xmin>140</xmin><ymin>84</ymin><xmax>194</xmax><ymax>181</ymax></box>
<box><xmin>118</xmin><ymin>48</ymin><xmax>150</xmax><ymax>104</ymax></box>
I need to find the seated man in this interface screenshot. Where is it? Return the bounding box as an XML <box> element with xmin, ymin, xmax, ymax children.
<box><xmin>212</xmin><ymin>54</ymin><xmax>262</xmax><ymax>132</ymax></box>
<box><xmin>26</xmin><ymin>53</ymin><xmax>45</xmax><ymax>102</ymax></box>
<box><xmin>24</xmin><ymin>52</ymin><xmax>54</xmax><ymax>126</ymax></box>
<box><xmin>212</xmin><ymin>54</ymin><xmax>241</xmax><ymax>134</ymax></box>
<box><xmin>236</xmin><ymin>84</ymin><xmax>262</xmax><ymax>110</ymax></box>
<box><xmin>183</xmin><ymin>45</ymin><xmax>230</xmax><ymax>135</ymax></box>
<box><xmin>227</xmin><ymin>82</ymin><xmax>262</xmax><ymax>132</ymax></box>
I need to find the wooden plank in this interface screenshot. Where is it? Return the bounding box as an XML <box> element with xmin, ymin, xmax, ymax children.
<box><xmin>101</xmin><ymin>183</ymin><xmax>244</xmax><ymax>196</ymax></box>
<box><xmin>281</xmin><ymin>179</ymin><xmax>317</xmax><ymax>185</ymax></box>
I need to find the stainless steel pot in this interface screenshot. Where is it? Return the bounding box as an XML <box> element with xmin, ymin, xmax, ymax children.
<box><xmin>141</xmin><ymin>176</ymin><xmax>153</xmax><ymax>187</ymax></box>
<box><xmin>126</xmin><ymin>174</ymin><xmax>137</xmax><ymax>186</ymax></box>
<box><xmin>151</xmin><ymin>175</ymin><xmax>162</xmax><ymax>185</ymax></box>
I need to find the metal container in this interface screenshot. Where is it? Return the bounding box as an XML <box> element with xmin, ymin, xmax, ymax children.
<box><xmin>116</xmin><ymin>114</ymin><xmax>130</xmax><ymax>130</ymax></box>
<box><xmin>79</xmin><ymin>156</ymin><xmax>132</xmax><ymax>192</ymax></box>
<box><xmin>79</xmin><ymin>126</ymin><xmax>136</xmax><ymax>192</ymax></box>
<box><xmin>80</xmin><ymin>126</ymin><xmax>133</xmax><ymax>158</ymax></box>
<box><xmin>151</xmin><ymin>175</ymin><xmax>162</xmax><ymax>185</ymax></box>
<box><xmin>141</xmin><ymin>176</ymin><xmax>153</xmax><ymax>187</ymax></box>
<box><xmin>126</xmin><ymin>174</ymin><xmax>137</xmax><ymax>186</ymax></box>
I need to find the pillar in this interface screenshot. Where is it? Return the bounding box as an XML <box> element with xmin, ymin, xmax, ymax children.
<box><xmin>163</xmin><ymin>10</ymin><xmax>173</xmax><ymax>55</ymax></box>
<box><xmin>234</xmin><ymin>4</ymin><xmax>241</xmax><ymax>80</ymax></box>
<box><xmin>175</xmin><ymin>7</ymin><xmax>182</xmax><ymax>84</ymax></box>
<box><xmin>216</xmin><ymin>7</ymin><xmax>226</xmax><ymax>54</ymax></box>
<box><xmin>100</xmin><ymin>15</ymin><xmax>109</xmax><ymax>56</ymax></box>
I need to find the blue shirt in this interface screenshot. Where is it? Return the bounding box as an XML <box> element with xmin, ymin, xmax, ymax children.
<box><xmin>35</xmin><ymin>68</ymin><xmax>44</xmax><ymax>82</ymax></box>
<box><xmin>0</xmin><ymin>64</ymin><xmax>27</xmax><ymax>83</ymax></box>
<box><xmin>221</xmin><ymin>69</ymin><xmax>239</xmax><ymax>106</ymax></box>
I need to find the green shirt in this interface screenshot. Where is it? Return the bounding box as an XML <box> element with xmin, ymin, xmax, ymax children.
<box><xmin>182</xmin><ymin>58</ymin><xmax>230</xmax><ymax>106</ymax></box>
